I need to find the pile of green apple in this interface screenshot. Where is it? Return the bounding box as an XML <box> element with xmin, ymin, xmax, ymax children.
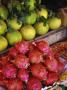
<box><xmin>0</xmin><ymin>0</ymin><xmax>62</xmax><ymax>52</ymax></box>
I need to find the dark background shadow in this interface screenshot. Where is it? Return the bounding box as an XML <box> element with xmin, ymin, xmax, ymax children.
<box><xmin>1</xmin><ymin>0</ymin><xmax>67</xmax><ymax>11</ymax></box>
<box><xmin>42</xmin><ymin>0</ymin><xmax>67</xmax><ymax>11</ymax></box>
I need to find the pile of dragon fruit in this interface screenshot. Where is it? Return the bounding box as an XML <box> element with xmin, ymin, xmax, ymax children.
<box><xmin>0</xmin><ymin>40</ymin><xmax>65</xmax><ymax>90</ymax></box>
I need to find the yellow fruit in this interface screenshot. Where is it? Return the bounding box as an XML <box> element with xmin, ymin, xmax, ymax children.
<box><xmin>34</xmin><ymin>22</ymin><xmax>49</xmax><ymax>35</ymax></box>
<box><xmin>20</xmin><ymin>25</ymin><xmax>36</xmax><ymax>40</ymax></box>
<box><xmin>48</xmin><ymin>17</ymin><xmax>61</xmax><ymax>30</ymax></box>
<box><xmin>8</xmin><ymin>18</ymin><xmax>22</xmax><ymax>30</ymax></box>
<box><xmin>0</xmin><ymin>36</ymin><xmax>8</xmax><ymax>52</ymax></box>
<box><xmin>0</xmin><ymin>6</ymin><xmax>8</xmax><ymax>20</ymax></box>
<box><xmin>6</xmin><ymin>31</ymin><xmax>22</xmax><ymax>45</ymax></box>
<box><xmin>0</xmin><ymin>20</ymin><xmax>7</xmax><ymax>35</ymax></box>
<box><xmin>38</xmin><ymin>8</ymin><xmax>48</xmax><ymax>19</ymax></box>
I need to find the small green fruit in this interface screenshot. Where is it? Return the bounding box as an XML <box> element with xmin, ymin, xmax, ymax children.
<box><xmin>24</xmin><ymin>11</ymin><xmax>37</xmax><ymax>25</ymax></box>
<box><xmin>35</xmin><ymin>22</ymin><xmax>49</xmax><ymax>35</ymax></box>
<box><xmin>6</xmin><ymin>31</ymin><xmax>22</xmax><ymax>45</ymax></box>
<box><xmin>20</xmin><ymin>25</ymin><xmax>36</xmax><ymax>40</ymax></box>
<box><xmin>0</xmin><ymin>20</ymin><xmax>7</xmax><ymax>35</ymax></box>
<box><xmin>38</xmin><ymin>8</ymin><xmax>48</xmax><ymax>19</ymax></box>
<box><xmin>48</xmin><ymin>17</ymin><xmax>61</xmax><ymax>30</ymax></box>
<box><xmin>0</xmin><ymin>6</ymin><xmax>8</xmax><ymax>20</ymax></box>
<box><xmin>25</xmin><ymin>0</ymin><xmax>36</xmax><ymax>11</ymax></box>
<box><xmin>8</xmin><ymin>18</ymin><xmax>22</xmax><ymax>30</ymax></box>
<box><xmin>0</xmin><ymin>36</ymin><xmax>8</xmax><ymax>52</ymax></box>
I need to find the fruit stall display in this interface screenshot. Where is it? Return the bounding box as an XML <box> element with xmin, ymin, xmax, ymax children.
<box><xmin>0</xmin><ymin>40</ymin><xmax>67</xmax><ymax>90</ymax></box>
<box><xmin>0</xmin><ymin>0</ymin><xmax>63</xmax><ymax>52</ymax></box>
<box><xmin>0</xmin><ymin>0</ymin><xmax>67</xmax><ymax>90</ymax></box>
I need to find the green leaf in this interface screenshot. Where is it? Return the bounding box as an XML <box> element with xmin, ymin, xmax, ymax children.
<box><xmin>7</xmin><ymin>27</ymin><xmax>14</xmax><ymax>32</ymax></box>
<box><xmin>37</xmin><ymin>16</ymin><xmax>47</xmax><ymax>25</ymax></box>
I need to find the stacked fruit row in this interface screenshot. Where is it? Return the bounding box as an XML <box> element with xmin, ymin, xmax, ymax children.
<box><xmin>0</xmin><ymin>40</ymin><xmax>65</xmax><ymax>90</ymax></box>
<box><xmin>0</xmin><ymin>0</ymin><xmax>62</xmax><ymax>52</ymax></box>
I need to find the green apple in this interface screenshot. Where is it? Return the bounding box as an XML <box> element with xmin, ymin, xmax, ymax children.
<box><xmin>0</xmin><ymin>36</ymin><xmax>8</xmax><ymax>52</ymax></box>
<box><xmin>48</xmin><ymin>17</ymin><xmax>61</xmax><ymax>30</ymax></box>
<box><xmin>24</xmin><ymin>11</ymin><xmax>37</xmax><ymax>25</ymax></box>
<box><xmin>34</xmin><ymin>22</ymin><xmax>49</xmax><ymax>35</ymax></box>
<box><xmin>0</xmin><ymin>20</ymin><xmax>7</xmax><ymax>35</ymax></box>
<box><xmin>8</xmin><ymin>18</ymin><xmax>22</xmax><ymax>30</ymax></box>
<box><xmin>6</xmin><ymin>31</ymin><xmax>22</xmax><ymax>45</ymax></box>
<box><xmin>20</xmin><ymin>25</ymin><xmax>36</xmax><ymax>40</ymax></box>
<box><xmin>38</xmin><ymin>8</ymin><xmax>48</xmax><ymax>19</ymax></box>
<box><xmin>0</xmin><ymin>6</ymin><xmax>8</xmax><ymax>20</ymax></box>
